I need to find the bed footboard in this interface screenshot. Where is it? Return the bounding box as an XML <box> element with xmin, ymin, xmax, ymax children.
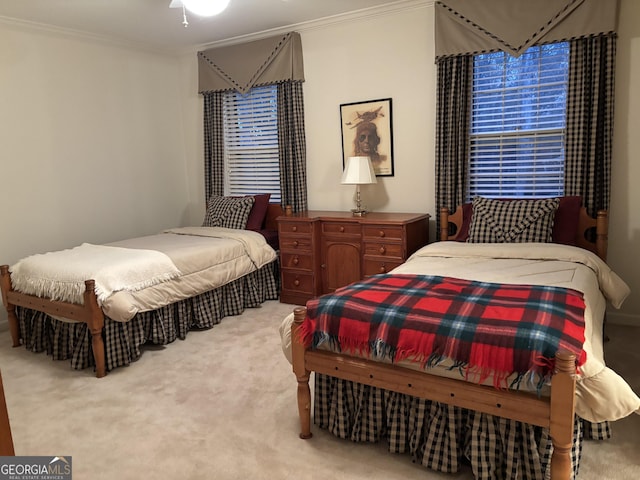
<box><xmin>291</xmin><ymin>306</ymin><xmax>577</xmax><ymax>480</ymax></box>
<box><xmin>0</xmin><ymin>266</ymin><xmax>21</xmax><ymax>348</ymax></box>
<box><xmin>0</xmin><ymin>265</ymin><xmax>107</xmax><ymax>378</ymax></box>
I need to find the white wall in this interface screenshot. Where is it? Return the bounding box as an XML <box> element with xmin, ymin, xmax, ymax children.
<box><xmin>0</xmin><ymin>25</ymin><xmax>194</xmax><ymax>324</ymax></box>
<box><xmin>302</xmin><ymin>5</ymin><xmax>435</xmax><ymax>218</ymax></box>
<box><xmin>608</xmin><ymin>0</ymin><xmax>640</xmax><ymax>325</ymax></box>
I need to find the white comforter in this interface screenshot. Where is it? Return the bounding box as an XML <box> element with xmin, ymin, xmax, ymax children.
<box><xmin>280</xmin><ymin>242</ymin><xmax>640</xmax><ymax>423</ymax></box>
<box><xmin>11</xmin><ymin>227</ymin><xmax>277</xmax><ymax>323</ymax></box>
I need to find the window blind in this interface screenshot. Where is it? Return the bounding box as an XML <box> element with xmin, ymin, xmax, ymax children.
<box><xmin>223</xmin><ymin>85</ymin><xmax>281</xmax><ymax>204</ymax></box>
<box><xmin>469</xmin><ymin>42</ymin><xmax>569</xmax><ymax>199</ymax></box>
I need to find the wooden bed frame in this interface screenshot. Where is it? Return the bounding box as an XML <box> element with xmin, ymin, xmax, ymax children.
<box><xmin>0</xmin><ymin>203</ymin><xmax>284</xmax><ymax>379</ymax></box>
<box><xmin>290</xmin><ymin>205</ymin><xmax>609</xmax><ymax>480</ymax></box>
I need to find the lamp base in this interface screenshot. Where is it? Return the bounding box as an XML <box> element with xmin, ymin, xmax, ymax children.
<box><xmin>351</xmin><ymin>209</ymin><xmax>368</xmax><ymax>216</ymax></box>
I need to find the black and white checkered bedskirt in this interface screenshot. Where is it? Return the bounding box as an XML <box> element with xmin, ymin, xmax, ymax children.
<box><xmin>315</xmin><ymin>373</ymin><xmax>610</xmax><ymax>480</ymax></box>
<box><xmin>15</xmin><ymin>260</ymin><xmax>279</xmax><ymax>373</ymax></box>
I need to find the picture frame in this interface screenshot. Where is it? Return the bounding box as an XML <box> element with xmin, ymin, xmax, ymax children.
<box><xmin>340</xmin><ymin>98</ymin><xmax>394</xmax><ymax>177</ymax></box>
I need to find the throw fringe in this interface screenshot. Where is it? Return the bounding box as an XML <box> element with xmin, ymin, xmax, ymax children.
<box><xmin>301</xmin><ymin>327</ymin><xmax>566</xmax><ymax>395</ymax></box>
<box><xmin>10</xmin><ymin>243</ymin><xmax>182</xmax><ymax>305</ymax></box>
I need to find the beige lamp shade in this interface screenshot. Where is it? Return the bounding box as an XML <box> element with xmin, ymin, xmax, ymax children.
<box><xmin>341</xmin><ymin>156</ymin><xmax>377</xmax><ymax>216</ymax></box>
<box><xmin>341</xmin><ymin>156</ymin><xmax>378</xmax><ymax>185</ymax></box>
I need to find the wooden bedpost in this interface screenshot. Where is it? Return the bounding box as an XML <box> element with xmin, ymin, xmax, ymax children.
<box><xmin>291</xmin><ymin>306</ymin><xmax>312</xmax><ymax>439</ymax></box>
<box><xmin>549</xmin><ymin>351</ymin><xmax>577</xmax><ymax>480</ymax></box>
<box><xmin>596</xmin><ymin>210</ymin><xmax>608</xmax><ymax>261</ymax></box>
<box><xmin>83</xmin><ymin>280</ymin><xmax>106</xmax><ymax>378</ymax></box>
<box><xmin>0</xmin><ymin>266</ymin><xmax>21</xmax><ymax>348</ymax></box>
<box><xmin>439</xmin><ymin>207</ymin><xmax>450</xmax><ymax>241</ymax></box>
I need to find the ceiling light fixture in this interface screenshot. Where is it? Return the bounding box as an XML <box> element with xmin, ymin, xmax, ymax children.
<box><xmin>169</xmin><ymin>0</ymin><xmax>230</xmax><ymax>27</ymax></box>
<box><xmin>182</xmin><ymin>0</ymin><xmax>230</xmax><ymax>16</ymax></box>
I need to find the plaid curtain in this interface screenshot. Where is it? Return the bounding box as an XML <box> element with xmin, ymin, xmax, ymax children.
<box><xmin>203</xmin><ymin>91</ymin><xmax>225</xmax><ymax>200</ymax></box>
<box><xmin>202</xmin><ymin>82</ymin><xmax>308</xmax><ymax>211</ymax></box>
<box><xmin>277</xmin><ymin>81</ymin><xmax>308</xmax><ymax>212</ymax></box>
<box><xmin>435</xmin><ymin>35</ymin><xmax>616</xmax><ymax>229</ymax></box>
<box><xmin>435</xmin><ymin>55</ymin><xmax>472</xmax><ymax>239</ymax></box>
<box><xmin>565</xmin><ymin>34</ymin><xmax>617</xmax><ymax>216</ymax></box>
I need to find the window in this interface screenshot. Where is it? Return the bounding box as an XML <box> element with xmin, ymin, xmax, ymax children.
<box><xmin>223</xmin><ymin>85</ymin><xmax>281</xmax><ymax>204</ymax></box>
<box><xmin>468</xmin><ymin>42</ymin><xmax>569</xmax><ymax>199</ymax></box>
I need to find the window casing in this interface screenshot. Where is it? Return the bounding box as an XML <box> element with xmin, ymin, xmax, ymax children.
<box><xmin>468</xmin><ymin>42</ymin><xmax>569</xmax><ymax>200</ymax></box>
<box><xmin>222</xmin><ymin>85</ymin><xmax>281</xmax><ymax>204</ymax></box>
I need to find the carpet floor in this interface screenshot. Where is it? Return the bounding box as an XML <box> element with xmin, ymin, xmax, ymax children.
<box><xmin>0</xmin><ymin>300</ymin><xmax>638</xmax><ymax>479</ymax></box>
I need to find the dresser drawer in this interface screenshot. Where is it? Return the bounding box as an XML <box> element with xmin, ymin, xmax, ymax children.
<box><xmin>363</xmin><ymin>258</ymin><xmax>403</xmax><ymax>276</ymax></box>
<box><xmin>362</xmin><ymin>225</ymin><xmax>403</xmax><ymax>240</ymax></box>
<box><xmin>280</xmin><ymin>236</ymin><xmax>313</xmax><ymax>252</ymax></box>
<box><xmin>363</xmin><ymin>242</ymin><xmax>403</xmax><ymax>258</ymax></box>
<box><xmin>322</xmin><ymin>222</ymin><xmax>360</xmax><ymax>236</ymax></box>
<box><xmin>279</xmin><ymin>221</ymin><xmax>313</xmax><ymax>235</ymax></box>
<box><xmin>281</xmin><ymin>270</ymin><xmax>314</xmax><ymax>294</ymax></box>
<box><xmin>280</xmin><ymin>252</ymin><xmax>313</xmax><ymax>270</ymax></box>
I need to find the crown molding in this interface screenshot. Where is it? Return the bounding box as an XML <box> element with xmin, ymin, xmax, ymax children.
<box><xmin>188</xmin><ymin>0</ymin><xmax>433</xmax><ymax>53</ymax></box>
<box><xmin>0</xmin><ymin>14</ymin><xmax>170</xmax><ymax>55</ymax></box>
<box><xmin>0</xmin><ymin>1</ymin><xmax>434</xmax><ymax>57</ymax></box>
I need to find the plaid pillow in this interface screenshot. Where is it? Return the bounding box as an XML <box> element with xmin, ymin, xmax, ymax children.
<box><xmin>467</xmin><ymin>196</ymin><xmax>560</xmax><ymax>243</ymax></box>
<box><xmin>202</xmin><ymin>195</ymin><xmax>255</xmax><ymax>229</ymax></box>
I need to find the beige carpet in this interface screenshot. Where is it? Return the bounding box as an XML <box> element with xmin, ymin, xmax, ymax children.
<box><xmin>0</xmin><ymin>301</ymin><xmax>638</xmax><ymax>480</ymax></box>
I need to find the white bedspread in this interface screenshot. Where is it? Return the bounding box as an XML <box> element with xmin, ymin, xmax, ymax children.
<box><xmin>280</xmin><ymin>242</ymin><xmax>640</xmax><ymax>423</ymax></box>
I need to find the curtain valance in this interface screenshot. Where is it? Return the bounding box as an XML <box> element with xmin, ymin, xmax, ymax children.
<box><xmin>198</xmin><ymin>32</ymin><xmax>304</xmax><ymax>94</ymax></box>
<box><xmin>434</xmin><ymin>0</ymin><xmax>618</xmax><ymax>60</ymax></box>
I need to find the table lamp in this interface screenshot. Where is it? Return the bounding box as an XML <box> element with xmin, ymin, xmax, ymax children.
<box><xmin>341</xmin><ymin>156</ymin><xmax>377</xmax><ymax>216</ymax></box>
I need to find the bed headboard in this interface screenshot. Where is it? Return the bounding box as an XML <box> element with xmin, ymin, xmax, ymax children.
<box><xmin>264</xmin><ymin>203</ymin><xmax>284</xmax><ymax>231</ymax></box>
<box><xmin>439</xmin><ymin>204</ymin><xmax>608</xmax><ymax>261</ymax></box>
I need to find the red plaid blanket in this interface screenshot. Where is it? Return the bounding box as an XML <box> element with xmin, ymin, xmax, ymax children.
<box><xmin>300</xmin><ymin>275</ymin><xmax>586</xmax><ymax>390</ymax></box>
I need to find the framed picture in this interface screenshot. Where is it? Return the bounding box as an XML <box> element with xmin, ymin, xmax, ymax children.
<box><xmin>340</xmin><ymin>98</ymin><xmax>394</xmax><ymax>177</ymax></box>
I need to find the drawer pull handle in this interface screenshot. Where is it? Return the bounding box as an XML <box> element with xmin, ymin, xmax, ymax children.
<box><xmin>293</xmin><ymin>256</ymin><xmax>299</xmax><ymax>265</ymax></box>
<box><xmin>293</xmin><ymin>240</ymin><xmax>299</xmax><ymax>247</ymax></box>
<box><xmin>379</xmin><ymin>265</ymin><xmax>387</xmax><ymax>273</ymax></box>
<box><xmin>340</xmin><ymin>226</ymin><xmax>345</xmax><ymax>232</ymax></box>
<box><xmin>379</xmin><ymin>231</ymin><xmax>385</xmax><ymax>237</ymax></box>
<box><xmin>379</xmin><ymin>246</ymin><xmax>386</xmax><ymax>254</ymax></box>
<box><xmin>292</xmin><ymin>226</ymin><xmax>298</xmax><ymax>232</ymax></box>
<box><xmin>293</xmin><ymin>279</ymin><xmax>300</xmax><ymax>287</ymax></box>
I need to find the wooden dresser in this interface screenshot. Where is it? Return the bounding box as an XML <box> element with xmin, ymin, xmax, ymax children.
<box><xmin>277</xmin><ymin>211</ymin><xmax>430</xmax><ymax>305</ymax></box>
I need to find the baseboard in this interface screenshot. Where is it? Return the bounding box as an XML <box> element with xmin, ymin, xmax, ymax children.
<box><xmin>606</xmin><ymin>311</ymin><xmax>640</xmax><ymax>327</ymax></box>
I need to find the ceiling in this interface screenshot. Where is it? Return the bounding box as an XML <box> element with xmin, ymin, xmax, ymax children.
<box><xmin>0</xmin><ymin>0</ymin><xmax>410</xmax><ymax>53</ymax></box>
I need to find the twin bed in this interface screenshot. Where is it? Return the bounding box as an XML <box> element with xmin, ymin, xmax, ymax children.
<box><xmin>1</xmin><ymin>196</ymin><xmax>283</xmax><ymax>378</ymax></box>
<box><xmin>281</xmin><ymin>197</ymin><xmax>640</xmax><ymax>480</ymax></box>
